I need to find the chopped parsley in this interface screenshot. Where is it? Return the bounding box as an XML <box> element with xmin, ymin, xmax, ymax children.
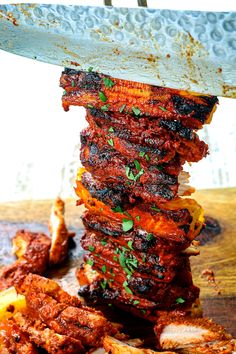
<box><xmin>63</xmin><ymin>90</ymin><xmax>67</xmax><ymax>96</ymax></box>
<box><xmin>123</xmin><ymin>281</ymin><xmax>133</xmax><ymax>294</ymax></box>
<box><xmin>122</xmin><ymin>218</ymin><xmax>134</xmax><ymax>232</ymax></box>
<box><xmin>135</xmin><ymin>215</ymin><xmax>140</xmax><ymax>221</ymax></box>
<box><xmin>108</xmin><ymin>126</ymin><xmax>114</xmax><ymax>133</ymax></box>
<box><xmin>88</xmin><ymin>66</ymin><xmax>93</xmax><ymax>72</ymax></box>
<box><xmin>145</xmin><ymin>154</ymin><xmax>150</xmax><ymax>161</ymax></box>
<box><xmin>86</xmin><ymin>259</ymin><xmax>94</xmax><ymax>267</ymax></box>
<box><xmin>125</xmin><ymin>166</ymin><xmax>135</xmax><ymax>181</ymax></box>
<box><xmin>113</xmin><ymin>255</ymin><xmax>118</xmax><ymax>261</ymax></box>
<box><xmin>100</xmin><ymin>280</ymin><xmax>107</xmax><ymax>289</ymax></box>
<box><xmin>157</xmin><ymin>165</ymin><xmax>163</xmax><ymax>170</ymax></box>
<box><xmin>99</xmin><ymin>91</ymin><xmax>107</xmax><ymax>102</ymax></box>
<box><xmin>119</xmin><ymin>104</ymin><xmax>126</xmax><ymax>113</ymax></box>
<box><xmin>103</xmin><ymin>77</ymin><xmax>115</xmax><ymax>88</ymax></box>
<box><xmin>71</xmin><ymin>80</ymin><xmax>75</xmax><ymax>87</ymax></box>
<box><xmin>146</xmin><ymin>233</ymin><xmax>154</xmax><ymax>241</ymax></box>
<box><xmin>112</xmin><ymin>206</ymin><xmax>123</xmax><ymax>213</ymax></box>
<box><xmin>101</xmin><ymin>265</ymin><xmax>107</xmax><ymax>274</ymax></box>
<box><xmin>88</xmin><ymin>245</ymin><xmax>95</xmax><ymax>252</ymax></box>
<box><xmin>127</xmin><ymin>240</ymin><xmax>134</xmax><ymax>250</ymax></box>
<box><xmin>141</xmin><ymin>309</ymin><xmax>146</xmax><ymax>314</ymax></box>
<box><xmin>101</xmin><ymin>104</ymin><xmax>109</xmax><ymax>111</ymax></box>
<box><xmin>101</xmin><ymin>240</ymin><xmax>107</xmax><ymax>246</ymax></box>
<box><xmin>132</xmin><ymin>107</ymin><xmax>141</xmax><ymax>116</ymax></box>
<box><xmin>159</xmin><ymin>105</ymin><xmax>168</xmax><ymax>112</ymax></box>
<box><xmin>87</xmin><ymin>104</ymin><xmax>93</xmax><ymax>108</ymax></box>
<box><xmin>134</xmin><ymin>169</ymin><xmax>144</xmax><ymax>181</ymax></box>
<box><xmin>133</xmin><ymin>300</ymin><xmax>140</xmax><ymax>305</ymax></box>
<box><xmin>151</xmin><ymin>205</ymin><xmax>161</xmax><ymax>212</ymax></box>
<box><xmin>139</xmin><ymin>151</ymin><xmax>145</xmax><ymax>157</ymax></box>
<box><xmin>176</xmin><ymin>297</ymin><xmax>185</xmax><ymax>304</ymax></box>
<box><xmin>134</xmin><ymin>159</ymin><xmax>141</xmax><ymax>171</ymax></box>
<box><xmin>107</xmin><ymin>138</ymin><xmax>114</xmax><ymax>147</ymax></box>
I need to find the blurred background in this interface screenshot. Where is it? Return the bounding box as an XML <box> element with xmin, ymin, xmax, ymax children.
<box><xmin>0</xmin><ymin>0</ymin><xmax>236</xmax><ymax>202</ymax></box>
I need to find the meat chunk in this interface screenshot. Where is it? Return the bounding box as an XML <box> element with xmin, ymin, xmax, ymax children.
<box><xmin>0</xmin><ymin>230</ymin><xmax>51</xmax><ymax>290</ymax></box>
<box><xmin>0</xmin><ymin>318</ymin><xmax>38</xmax><ymax>354</ymax></box>
<box><xmin>49</xmin><ymin>197</ymin><xmax>71</xmax><ymax>265</ymax></box>
<box><xmin>60</xmin><ymin>69</ymin><xmax>218</xmax><ymax>129</ymax></box>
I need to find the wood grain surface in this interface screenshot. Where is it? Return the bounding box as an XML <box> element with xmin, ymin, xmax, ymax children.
<box><xmin>0</xmin><ymin>188</ymin><xmax>235</xmax><ymax>335</ymax></box>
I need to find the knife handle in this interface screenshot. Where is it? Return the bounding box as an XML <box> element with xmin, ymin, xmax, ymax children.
<box><xmin>103</xmin><ymin>0</ymin><xmax>148</xmax><ymax>6</ymax></box>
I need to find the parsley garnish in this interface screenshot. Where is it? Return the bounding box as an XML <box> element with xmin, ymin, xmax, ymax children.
<box><xmin>113</xmin><ymin>255</ymin><xmax>118</xmax><ymax>261</ymax></box>
<box><xmin>125</xmin><ymin>166</ymin><xmax>135</xmax><ymax>181</ymax></box>
<box><xmin>145</xmin><ymin>154</ymin><xmax>150</xmax><ymax>161</ymax></box>
<box><xmin>101</xmin><ymin>104</ymin><xmax>109</xmax><ymax>111</ymax></box>
<box><xmin>136</xmin><ymin>215</ymin><xmax>140</xmax><ymax>221</ymax></box>
<box><xmin>132</xmin><ymin>107</ymin><xmax>141</xmax><ymax>116</ymax></box>
<box><xmin>123</xmin><ymin>281</ymin><xmax>133</xmax><ymax>294</ymax></box>
<box><xmin>63</xmin><ymin>90</ymin><xmax>67</xmax><ymax>96</ymax></box>
<box><xmin>107</xmin><ymin>138</ymin><xmax>114</xmax><ymax>147</ymax></box>
<box><xmin>112</xmin><ymin>206</ymin><xmax>123</xmax><ymax>213</ymax></box>
<box><xmin>139</xmin><ymin>151</ymin><xmax>145</xmax><ymax>157</ymax></box>
<box><xmin>134</xmin><ymin>169</ymin><xmax>144</xmax><ymax>181</ymax></box>
<box><xmin>147</xmin><ymin>233</ymin><xmax>154</xmax><ymax>241</ymax></box>
<box><xmin>101</xmin><ymin>240</ymin><xmax>107</xmax><ymax>246</ymax></box>
<box><xmin>99</xmin><ymin>91</ymin><xmax>107</xmax><ymax>102</ymax></box>
<box><xmin>157</xmin><ymin>165</ymin><xmax>163</xmax><ymax>171</ymax></box>
<box><xmin>133</xmin><ymin>300</ymin><xmax>140</xmax><ymax>305</ymax></box>
<box><xmin>159</xmin><ymin>105</ymin><xmax>168</xmax><ymax>112</ymax></box>
<box><xmin>176</xmin><ymin>297</ymin><xmax>185</xmax><ymax>304</ymax></box>
<box><xmin>71</xmin><ymin>80</ymin><xmax>75</xmax><ymax>87</ymax></box>
<box><xmin>88</xmin><ymin>245</ymin><xmax>95</xmax><ymax>252</ymax></box>
<box><xmin>87</xmin><ymin>104</ymin><xmax>93</xmax><ymax>108</ymax></box>
<box><xmin>134</xmin><ymin>159</ymin><xmax>141</xmax><ymax>171</ymax></box>
<box><xmin>119</xmin><ymin>104</ymin><xmax>126</xmax><ymax>113</ymax></box>
<box><xmin>101</xmin><ymin>265</ymin><xmax>106</xmax><ymax>274</ymax></box>
<box><xmin>103</xmin><ymin>77</ymin><xmax>115</xmax><ymax>88</ymax></box>
<box><xmin>101</xmin><ymin>280</ymin><xmax>107</xmax><ymax>289</ymax></box>
<box><xmin>86</xmin><ymin>259</ymin><xmax>94</xmax><ymax>266</ymax></box>
<box><xmin>108</xmin><ymin>127</ymin><xmax>114</xmax><ymax>133</ymax></box>
<box><xmin>127</xmin><ymin>240</ymin><xmax>134</xmax><ymax>250</ymax></box>
<box><xmin>88</xmin><ymin>66</ymin><xmax>93</xmax><ymax>72</ymax></box>
<box><xmin>122</xmin><ymin>218</ymin><xmax>134</xmax><ymax>232</ymax></box>
<box><xmin>151</xmin><ymin>205</ymin><xmax>161</xmax><ymax>212</ymax></box>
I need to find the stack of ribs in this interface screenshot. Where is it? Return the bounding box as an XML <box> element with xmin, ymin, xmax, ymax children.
<box><xmin>60</xmin><ymin>69</ymin><xmax>218</xmax><ymax>320</ymax></box>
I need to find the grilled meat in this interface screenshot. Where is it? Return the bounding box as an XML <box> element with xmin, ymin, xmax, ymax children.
<box><xmin>14</xmin><ymin>312</ymin><xmax>84</xmax><ymax>354</ymax></box>
<box><xmin>154</xmin><ymin>316</ymin><xmax>235</xmax><ymax>353</ymax></box>
<box><xmin>0</xmin><ymin>230</ymin><xmax>51</xmax><ymax>290</ymax></box>
<box><xmin>49</xmin><ymin>197</ymin><xmax>71</xmax><ymax>265</ymax></box>
<box><xmin>60</xmin><ymin>69</ymin><xmax>218</xmax><ymax>129</ymax></box>
<box><xmin>86</xmin><ymin>108</ymin><xmax>208</xmax><ymax>164</ymax></box>
<box><xmin>17</xmin><ymin>274</ymin><xmax>118</xmax><ymax>349</ymax></box>
<box><xmin>0</xmin><ymin>318</ymin><xmax>38</xmax><ymax>354</ymax></box>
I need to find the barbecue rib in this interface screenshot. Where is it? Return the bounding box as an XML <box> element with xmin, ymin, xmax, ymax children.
<box><xmin>60</xmin><ymin>69</ymin><xmax>218</xmax><ymax>320</ymax></box>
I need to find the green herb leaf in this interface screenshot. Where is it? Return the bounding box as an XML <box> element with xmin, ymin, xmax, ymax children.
<box><xmin>107</xmin><ymin>138</ymin><xmax>114</xmax><ymax>147</ymax></box>
<box><xmin>119</xmin><ymin>104</ymin><xmax>126</xmax><ymax>113</ymax></box>
<box><xmin>88</xmin><ymin>66</ymin><xmax>93</xmax><ymax>72</ymax></box>
<box><xmin>108</xmin><ymin>303</ymin><xmax>113</xmax><ymax>307</ymax></box>
<box><xmin>146</xmin><ymin>233</ymin><xmax>154</xmax><ymax>241</ymax></box>
<box><xmin>63</xmin><ymin>90</ymin><xmax>67</xmax><ymax>96</ymax></box>
<box><xmin>132</xmin><ymin>107</ymin><xmax>141</xmax><ymax>116</ymax></box>
<box><xmin>108</xmin><ymin>127</ymin><xmax>114</xmax><ymax>133</ymax></box>
<box><xmin>113</xmin><ymin>255</ymin><xmax>118</xmax><ymax>261</ymax></box>
<box><xmin>88</xmin><ymin>245</ymin><xmax>95</xmax><ymax>252</ymax></box>
<box><xmin>99</xmin><ymin>208</ymin><xmax>104</xmax><ymax>212</ymax></box>
<box><xmin>134</xmin><ymin>168</ymin><xmax>144</xmax><ymax>182</ymax></box>
<box><xmin>127</xmin><ymin>240</ymin><xmax>134</xmax><ymax>250</ymax></box>
<box><xmin>119</xmin><ymin>253</ymin><xmax>127</xmax><ymax>269</ymax></box>
<box><xmin>157</xmin><ymin>165</ymin><xmax>163</xmax><ymax>170</ymax></box>
<box><xmin>101</xmin><ymin>280</ymin><xmax>107</xmax><ymax>289</ymax></box>
<box><xmin>101</xmin><ymin>265</ymin><xmax>107</xmax><ymax>274</ymax></box>
<box><xmin>123</xmin><ymin>281</ymin><xmax>133</xmax><ymax>294</ymax></box>
<box><xmin>159</xmin><ymin>105</ymin><xmax>168</xmax><ymax>112</ymax></box>
<box><xmin>112</xmin><ymin>206</ymin><xmax>123</xmax><ymax>213</ymax></box>
<box><xmin>101</xmin><ymin>104</ymin><xmax>109</xmax><ymax>111</ymax></box>
<box><xmin>145</xmin><ymin>154</ymin><xmax>150</xmax><ymax>161</ymax></box>
<box><xmin>133</xmin><ymin>300</ymin><xmax>140</xmax><ymax>305</ymax></box>
<box><xmin>101</xmin><ymin>240</ymin><xmax>107</xmax><ymax>246</ymax></box>
<box><xmin>139</xmin><ymin>151</ymin><xmax>145</xmax><ymax>157</ymax></box>
<box><xmin>141</xmin><ymin>309</ymin><xmax>146</xmax><ymax>314</ymax></box>
<box><xmin>103</xmin><ymin>77</ymin><xmax>115</xmax><ymax>88</ymax></box>
<box><xmin>135</xmin><ymin>215</ymin><xmax>140</xmax><ymax>221</ymax></box>
<box><xmin>86</xmin><ymin>259</ymin><xmax>94</xmax><ymax>267</ymax></box>
<box><xmin>122</xmin><ymin>218</ymin><xmax>134</xmax><ymax>232</ymax></box>
<box><xmin>99</xmin><ymin>91</ymin><xmax>107</xmax><ymax>102</ymax></box>
<box><xmin>142</xmin><ymin>255</ymin><xmax>146</xmax><ymax>263</ymax></box>
<box><xmin>125</xmin><ymin>166</ymin><xmax>135</xmax><ymax>181</ymax></box>
<box><xmin>123</xmin><ymin>211</ymin><xmax>132</xmax><ymax>218</ymax></box>
<box><xmin>71</xmin><ymin>80</ymin><xmax>75</xmax><ymax>87</ymax></box>
<box><xmin>151</xmin><ymin>205</ymin><xmax>161</xmax><ymax>212</ymax></box>
<box><xmin>134</xmin><ymin>159</ymin><xmax>141</xmax><ymax>171</ymax></box>
<box><xmin>87</xmin><ymin>104</ymin><xmax>94</xmax><ymax>108</ymax></box>
<box><xmin>176</xmin><ymin>297</ymin><xmax>185</xmax><ymax>304</ymax></box>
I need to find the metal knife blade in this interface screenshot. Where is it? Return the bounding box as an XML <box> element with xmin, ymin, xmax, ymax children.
<box><xmin>0</xmin><ymin>4</ymin><xmax>235</xmax><ymax>97</ymax></box>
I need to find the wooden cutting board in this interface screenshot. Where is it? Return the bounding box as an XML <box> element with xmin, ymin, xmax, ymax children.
<box><xmin>0</xmin><ymin>188</ymin><xmax>235</xmax><ymax>336</ymax></box>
